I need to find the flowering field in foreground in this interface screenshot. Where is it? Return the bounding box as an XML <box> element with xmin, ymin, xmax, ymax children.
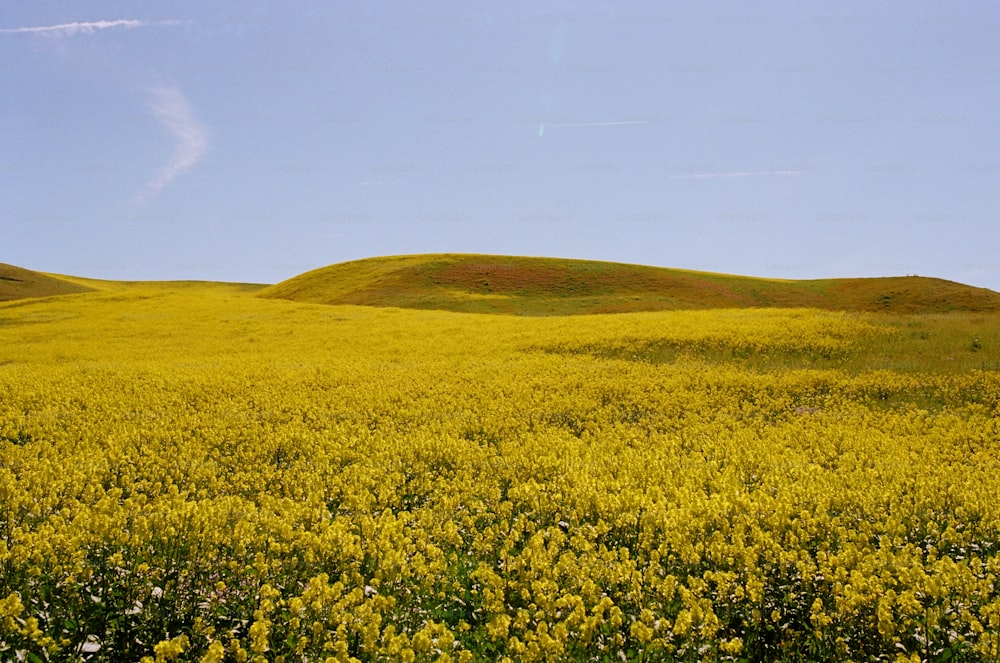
<box><xmin>2</xmin><ymin>286</ymin><xmax>1000</xmax><ymax>662</ymax></box>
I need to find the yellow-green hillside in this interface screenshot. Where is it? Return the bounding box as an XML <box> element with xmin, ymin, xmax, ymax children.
<box><xmin>258</xmin><ymin>253</ymin><xmax>1000</xmax><ymax>315</ymax></box>
<box><xmin>0</xmin><ymin>263</ymin><xmax>94</xmax><ymax>301</ymax></box>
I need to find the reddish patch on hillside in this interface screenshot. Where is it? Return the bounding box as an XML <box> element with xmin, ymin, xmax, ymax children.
<box><xmin>259</xmin><ymin>254</ymin><xmax>1000</xmax><ymax>315</ymax></box>
<box><xmin>435</xmin><ymin>262</ymin><xmax>604</xmax><ymax>295</ymax></box>
<box><xmin>431</xmin><ymin>260</ymin><xmax>759</xmax><ymax>306</ymax></box>
<box><xmin>825</xmin><ymin>277</ymin><xmax>1000</xmax><ymax>313</ymax></box>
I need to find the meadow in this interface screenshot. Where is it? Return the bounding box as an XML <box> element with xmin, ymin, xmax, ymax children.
<box><xmin>3</xmin><ymin>260</ymin><xmax>1000</xmax><ymax>662</ymax></box>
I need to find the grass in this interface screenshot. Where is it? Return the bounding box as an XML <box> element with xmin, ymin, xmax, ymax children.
<box><xmin>5</xmin><ymin>280</ymin><xmax>999</xmax><ymax>386</ymax></box>
<box><xmin>10</xmin><ymin>254</ymin><xmax>999</xmax><ymax>316</ymax></box>
<box><xmin>0</xmin><ymin>263</ymin><xmax>93</xmax><ymax>301</ymax></box>
<box><xmin>5</xmin><ymin>254</ymin><xmax>1000</xmax><ymax>380</ymax></box>
<box><xmin>555</xmin><ymin>312</ymin><xmax>1000</xmax><ymax>377</ymax></box>
<box><xmin>257</xmin><ymin>253</ymin><xmax>1000</xmax><ymax>316</ymax></box>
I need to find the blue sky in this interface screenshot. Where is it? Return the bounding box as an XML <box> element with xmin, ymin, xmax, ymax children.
<box><xmin>4</xmin><ymin>1</ymin><xmax>1000</xmax><ymax>290</ymax></box>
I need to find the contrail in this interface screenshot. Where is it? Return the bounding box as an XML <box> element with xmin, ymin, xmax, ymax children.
<box><xmin>668</xmin><ymin>170</ymin><xmax>805</xmax><ymax>179</ymax></box>
<box><xmin>545</xmin><ymin>120</ymin><xmax>650</xmax><ymax>128</ymax></box>
<box><xmin>0</xmin><ymin>19</ymin><xmax>179</xmax><ymax>37</ymax></box>
<box><xmin>538</xmin><ymin>119</ymin><xmax>649</xmax><ymax>136</ymax></box>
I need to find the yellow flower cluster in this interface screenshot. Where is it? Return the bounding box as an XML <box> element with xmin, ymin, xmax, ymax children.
<box><xmin>1</xmin><ymin>285</ymin><xmax>999</xmax><ymax>660</ymax></box>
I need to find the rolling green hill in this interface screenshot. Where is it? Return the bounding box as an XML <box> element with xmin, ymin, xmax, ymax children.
<box><xmin>0</xmin><ymin>263</ymin><xmax>94</xmax><ymax>301</ymax></box>
<box><xmin>257</xmin><ymin>254</ymin><xmax>1000</xmax><ymax>315</ymax></box>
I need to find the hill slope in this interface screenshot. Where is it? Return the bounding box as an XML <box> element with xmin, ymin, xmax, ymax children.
<box><xmin>0</xmin><ymin>263</ymin><xmax>94</xmax><ymax>301</ymax></box>
<box><xmin>258</xmin><ymin>254</ymin><xmax>1000</xmax><ymax>315</ymax></box>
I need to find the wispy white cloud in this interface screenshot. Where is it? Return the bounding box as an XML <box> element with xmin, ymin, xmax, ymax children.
<box><xmin>0</xmin><ymin>19</ymin><xmax>179</xmax><ymax>37</ymax></box>
<box><xmin>538</xmin><ymin>119</ymin><xmax>649</xmax><ymax>136</ymax></box>
<box><xmin>545</xmin><ymin>120</ymin><xmax>650</xmax><ymax>128</ymax></box>
<box><xmin>668</xmin><ymin>170</ymin><xmax>806</xmax><ymax>179</ymax></box>
<box><xmin>141</xmin><ymin>86</ymin><xmax>208</xmax><ymax>200</ymax></box>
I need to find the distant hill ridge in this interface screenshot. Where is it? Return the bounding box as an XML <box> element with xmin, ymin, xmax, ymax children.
<box><xmin>0</xmin><ymin>263</ymin><xmax>93</xmax><ymax>302</ymax></box>
<box><xmin>257</xmin><ymin>254</ymin><xmax>1000</xmax><ymax>315</ymax></box>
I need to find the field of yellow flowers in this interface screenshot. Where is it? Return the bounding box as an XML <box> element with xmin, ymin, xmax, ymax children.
<box><xmin>2</xmin><ymin>282</ymin><xmax>1000</xmax><ymax>662</ymax></box>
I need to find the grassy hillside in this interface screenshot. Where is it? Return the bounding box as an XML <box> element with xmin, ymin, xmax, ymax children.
<box><xmin>258</xmin><ymin>254</ymin><xmax>1000</xmax><ymax>315</ymax></box>
<box><xmin>0</xmin><ymin>263</ymin><xmax>94</xmax><ymax>301</ymax></box>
